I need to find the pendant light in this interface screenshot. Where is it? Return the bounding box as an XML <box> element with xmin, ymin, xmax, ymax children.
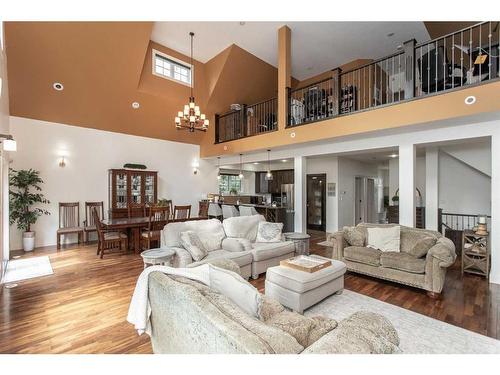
<box><xmin>238</xmin><ymin>154</ymin><xmax>244</xmax><ymax>179</ymax></box>
<box><xmin>174</xmin><ymin>32</ymin><xmax>209</xmax><ymax>132</ymax></box>
<box><xmin>217</xmin><ymin>157</ymin><xmax>221</xmax><ymax>180</ymax></box>
<box><xmin>265</xmin><ymin>149</ymin><xmax>273</xmax><ymax>180</ymax></box>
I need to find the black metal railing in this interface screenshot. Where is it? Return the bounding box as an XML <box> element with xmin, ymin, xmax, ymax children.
<box><xmin>215</xmin><ymin>21</ymin><xmax>499</xmax><ymax>141</ymax></box>
<box><xmin>215</xmin><ymin>98</ymin><xmax>277</xmax><ymax>143</ymax></box>
<box><xmin>438</xmin><ymin>209</ymin><xmax>491</xmax><ymax>232</ymax></box>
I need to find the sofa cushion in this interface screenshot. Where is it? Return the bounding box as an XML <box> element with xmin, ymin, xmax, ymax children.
<box><xmin>223</xmin><ymin>214</ymin><xmax>265</xmax><ymax>241</ymax></box>
<box><xmin>264</xmin><ymin>310</ymin><xmax>338</xmax><ymax>348</ymax></box>
<box><xmin>344</xmin><ymin>246</ymin><xmax>382</xmax><ymax>266</ymax></box>
<box><xmin>367</xmin><ymin>226</ymin><xmax>400</xmax><ymax>252</ymax></box>
<box><xmin>250</xmin><ymin>241</ymin><xmax>295</xmax><ymax>261</ymax></box>
<box><xmin>179</xmin><ymin>231</ymin><xmax>208</xmax><ymax>261</ymax></box>
<box><xmin>265</xmin><ymin>259</ymin><xmax>346</xmax><ymax>293</ymax></box>
<box><xmin>222</xmin><ymin>237</ymin><xmax>253</xmax><ymax>252</ymax></box>
<box><xmin>203</xmin><ymin>249</ymin><xmax>253</xmax><ymax>267</ymax></box>
<box><xmin>256</xmin><ymin>222</ymin><xmax>283</xmax><ymax>243</ymax></box>
<box><xmin>380</xmin><ymin>252</ymin><xmax>426</xmax><ymax>274</ymax></box>
<box><xmin>343</xmin><ymin>226</ymin><xmax>365</xmax><ymax>246</ymax></box>
<box><xmin>400</xmin><ymin>227</ymin><xmax>439</xmax><ymax>254</ymax></box>
<box><xmin>208</xmin><ymin>264</ymin><xmax>262</xmax><ymax>318</ymax></box>
<box><xmin>161</xmin><ymin>219</ymin><xmax>226</xmax><ymax>251</ymax></box>
<box><xmin>406</xmin><ymin>236</ymin><xmax>437</xmax><ymax>258</ymax></box>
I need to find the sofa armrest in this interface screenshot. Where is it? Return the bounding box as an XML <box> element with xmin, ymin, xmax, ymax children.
<box><xmin>426</xmin><ymin>237</ymin><xmax>456</xmax><ymax>268</ymax></box>
<box><xmin>328</xmin><ymin>231</ymin><xmax>346</xmax><ymax>260</ymax></box>
<box><xmin>164</xmin><ymin>246</ymin><xmax>193</xmax><ymax>268</ymax></box>
<box><xmin>222</xmin><ymin>237</ymin><xmax>252</xmax><ymax>252</ymax></box>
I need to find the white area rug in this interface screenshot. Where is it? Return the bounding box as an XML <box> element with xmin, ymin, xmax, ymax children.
<box><xmin>2</xmin><ymin>256</ymin><xmax>53</xmax><ymax>283</ymax></box>
<box><xmin>305</xmin><ymin>289</ymin><xmax>500</xmax><ymax>354</ymax></box>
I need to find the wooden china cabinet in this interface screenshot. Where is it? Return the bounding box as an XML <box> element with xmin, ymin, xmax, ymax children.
<box><xmin>108</xmin><ymin>169</ymin><xmax>158</xmax><ymax>219</ymax></box>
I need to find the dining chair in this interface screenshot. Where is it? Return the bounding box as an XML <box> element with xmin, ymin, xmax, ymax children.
<box><xmin>165</xmin><ymin>200</ymin><xmax>174</xmax><ymax>219</ymax></box>
<box><xmin>141</xmin><ymin>206</ymin><xmax>170</xmax><ymax>250</ymax></box>
<box><xmin>173</xmin><ymin>205</ymin><xmax>191</xmax><ymax>220</ymax></box>
<box><xmin>239</xmin><ymin>205</ymin><xmax>259</xmax><ymax>216</ymax></box>
<box><xmin>222</xmin><ymin>205</ymin><xmax>240</xmax><ymax>220</ymax></box>
<box><xmin>198</xmin><ymin>201</ymin><xmax>209</xmax><ymax>218</ymax></box>
<box><xmin>208</xmin><ymin>203</ymin><xmax>223</xmax><ymax>220</ymax></box>
<box><xmin>128</xmin><ymin>202</ymin><xmax>146</xmax><ymax>218</ymax></box>
<box><xmin>94</xmin><ymin>207</ymin><xmax>128</xmax><ymax>259</ymax></box>
<box><xmin>57</xmin><ymin>202</ymin><xmax>84</xmax><ymax>249</ymax></box>
<box><xmin>83</xmin><ymin>201</ymin><xmax>104</xmax><ymax>244</ymax></box>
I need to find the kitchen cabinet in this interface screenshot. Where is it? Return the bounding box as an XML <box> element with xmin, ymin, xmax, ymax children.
<box><xmin>256</xmin><ymin>169</ymin><xmax>294</xmax><ymax>194</ymax></box>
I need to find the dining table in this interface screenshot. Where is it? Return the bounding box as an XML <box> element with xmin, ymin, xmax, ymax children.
<box><xmin>101</xmin><ymin>216</ymin><xmax>206</xmax><ymax>253</ymax></box>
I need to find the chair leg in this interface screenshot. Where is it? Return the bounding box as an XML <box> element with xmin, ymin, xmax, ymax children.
<box><xmin>57</xmin><ymin>233</ymin><xmax>61</xmax><ymax>250</ymax></box>
<box><xmin>100</xmin><ymin>244</ymin><xmax>104</xmax><ymax>259</ymax></box>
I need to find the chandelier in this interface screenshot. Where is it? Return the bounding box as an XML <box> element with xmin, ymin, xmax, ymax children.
<box><xmin>175</xmin><ymin>32</ymin><xmax>209</xmax><ymax>132</ymax></box>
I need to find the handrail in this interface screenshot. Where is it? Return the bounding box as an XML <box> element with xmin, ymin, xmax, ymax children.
<box><xmin>415</xmin><ymin>21</ymin><xmax>491</xmax><ymax>47</ymax></box>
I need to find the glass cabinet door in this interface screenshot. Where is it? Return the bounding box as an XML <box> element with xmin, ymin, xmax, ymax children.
<box><xmin>130</xmin><ymin>173</ymin><xmax>142</xmax><ymax>204</ymax></box>
<box><xmin>145</xmin><ymin>173</ymin><xmax>155</xmax><ymax>205</ymax></box>
<box><xmin>116</xmin><ymin>172</ymin><xmax>128</xmax><ymax>208</ymax></box>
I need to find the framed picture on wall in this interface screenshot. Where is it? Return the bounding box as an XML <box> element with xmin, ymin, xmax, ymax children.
<box><xmin>327</xmin><ymin>182</ymin><xmax>336</xmax><ymax>197</ymax></box>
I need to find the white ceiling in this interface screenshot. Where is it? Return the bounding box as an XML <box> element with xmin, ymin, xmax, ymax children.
<box><xmin>151</xmin><ymin>22</ymin><xmax>431</xmax><ymax>80</ymax></box>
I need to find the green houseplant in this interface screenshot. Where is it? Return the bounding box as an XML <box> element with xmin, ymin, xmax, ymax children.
<box><xmin>9</xmin><ymin>169</ymin><xmax>50</xmax><ymax>251</ymax></box>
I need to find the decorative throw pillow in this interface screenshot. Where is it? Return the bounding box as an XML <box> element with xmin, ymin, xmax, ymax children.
<box><xmin>407</xmin><ymin>236</ymin><xmax>437</xmax><ymax>258</ymax></box>
<box><xmin>179</xmin><ymin>230</ymin><xmax>208</xmax><ymax>261</ymax></box>
<box><xmin>343</xmin><ymin>226</ymin><xmax>365</xmax><ymax>247</ymax></box>
<box><xmin>196</xmin><ymin>230</ymin><xmax>225</xmax><ymax>252</ymax></box>
<box><xmin>367</xmin><ymin>226</ymin><xmax>401</xmax><ymax>252</ymax></box>
<box><xmin>208</xmin><ymin>264</ymin><xmax>262</xmax><ymax>318</ymax></box>
<box><xmin>256</xmin><ymin>222</ymin><xmax>283</xmax><ymax>243</ymax></box>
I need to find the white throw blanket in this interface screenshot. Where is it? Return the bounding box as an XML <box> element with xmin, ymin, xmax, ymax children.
<box><xmin>127</xmin><ymin>264</ymin><xmax>211</xmax><ymax>335</ymax></box>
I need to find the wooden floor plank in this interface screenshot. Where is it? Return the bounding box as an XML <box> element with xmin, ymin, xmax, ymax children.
<box><xmin>1</xmin><ymin>231</ymin><xmax>498</xmax><ymax>354</ymax></box>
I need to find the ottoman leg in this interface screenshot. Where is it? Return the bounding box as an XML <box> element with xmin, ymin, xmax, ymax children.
<box><xmin>251</xmin><ymin>274</ymin><xmax>259</xmax><ymax>280</ymax></box>
<box><xmin>335</xmin><ymin>289</ymin><xmax>344</xmax><ymax>295</ymax></box>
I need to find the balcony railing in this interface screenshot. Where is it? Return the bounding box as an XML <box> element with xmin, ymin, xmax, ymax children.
<box><xmin>215</xmin><ymin>98</ymin><xmax>277</xmax><ymax>143</ymax></box>
<box><xmin>215</xmin><ymin>21</ymin><xmax>499</xmax><ymax>142</ymax></box>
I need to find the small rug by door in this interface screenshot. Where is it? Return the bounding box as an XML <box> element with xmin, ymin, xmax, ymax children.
<box><xmin>2</xmin><ymin>256</ymin><xmax>53</xmax><ymax>283</ymax></box>
<box><xmin>305</xmin><ymin>289</ymin><xmax>500</xmax><ymax>354</ymax></box>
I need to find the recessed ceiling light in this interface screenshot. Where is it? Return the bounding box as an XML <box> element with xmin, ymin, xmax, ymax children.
<box><xmin>387</xmin><ymin>32</ymin><xmax>395</xmax><ymax>37</ymax></box>
<box><xmin>389</xmin><ymin>154</ymin><xmax>398</xmax><ymax>158</ymax></box>
<box><xmin>281</xmin><ymin>159</ymin><xmax>288</xmax><ymax>163</ymax></box>
<box><xmin>290</xmin><ymin>132</ymin><xmax>296</xmax><ymax>138</ymax></box>
<box><xmin>53</xmin><ymin>82</ymin><xmax>64</xmax><ymax>91</ymax></box>
<box><xmin>464</xmin><ymin>95</ymin><xmax>476</xmax><ymax>105</ymax></box>
<box><xmin>132</xmin><ymin>101</ymin><xmax>140</xmax><ymax>109</ymax></box>
<box><xmin>396</xmin><ymin>45</ymin><xmax>403</xmax><ymax>50</ymax></box>
<box><xmin>253</xmin><ymin>162</ymin><xmax>259</xmax><ymax>165</ymax></box>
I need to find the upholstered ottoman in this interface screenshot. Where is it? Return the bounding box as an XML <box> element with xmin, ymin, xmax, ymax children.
<box><xmin>265</xmin><ymin>256</ymin><xmax>346</xmax><ymax>314</ymax></box>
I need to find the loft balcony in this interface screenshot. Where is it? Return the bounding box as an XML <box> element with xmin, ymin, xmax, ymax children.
<box><xmin>214</xmin><ymin>21</ymin><xmax>500</xmax><ymax>144</ymax></box>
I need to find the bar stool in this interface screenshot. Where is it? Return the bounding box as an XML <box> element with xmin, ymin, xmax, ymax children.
<box><xmin>208</xmin><ymin>203</ymin><xmax>223</xmax><ymax>220</ymax></box>
<box><xmin>222</xmin><ymin>205</ymin><xmax>240</xmax><ymax>220</ymax></box>
<box><xmin>239</xmin><ymin>206</ymin><xmax>259</xmax><ymax>216</ymax></box>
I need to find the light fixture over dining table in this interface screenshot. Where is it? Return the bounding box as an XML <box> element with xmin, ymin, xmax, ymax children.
<box><xmin>175</xmin><ymin>32</ymin><xmax>209</xmax><ymax>132</ymax></box>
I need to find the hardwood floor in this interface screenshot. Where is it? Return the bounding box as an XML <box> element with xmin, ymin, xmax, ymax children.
<box><xmin>1</xmin><ymin>232</ymin><xmax>498</xmax><ymax>353</ymax></box>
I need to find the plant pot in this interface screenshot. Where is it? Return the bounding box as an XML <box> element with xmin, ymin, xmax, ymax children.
<box><xmin>23</xmin><ymin>231</ymin><xmax>35</xmax><ymax>252</ymax></box>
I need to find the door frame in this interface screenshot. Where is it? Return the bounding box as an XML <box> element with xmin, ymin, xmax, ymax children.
<box><xmin>306</xmin><ymin>173</ymin><xmax>327</xmax><ymax>232</ymax></box>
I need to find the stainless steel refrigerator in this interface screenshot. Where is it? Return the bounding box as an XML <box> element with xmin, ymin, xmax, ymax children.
<box><xmin>281</xmin><ymin>184</ymin><xmax>295</xmax><ymax>232</ymax></box>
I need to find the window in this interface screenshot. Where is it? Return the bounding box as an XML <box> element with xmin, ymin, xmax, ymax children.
<box><xmin>152</xmin><ymin>49</ymin><xmax>192</xmax><ymax>86</ymax></box>
<box><xmin>219</xmin><ymin>174</ymin><xmax>241</xmax><ymax>195</ymax></box>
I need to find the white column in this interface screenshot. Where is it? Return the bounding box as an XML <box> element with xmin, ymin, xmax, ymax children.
<box><xmin>294</xmin><ymin>156</ymin><xmax>307</xmax><ymax>233</ymax></box>
<box><xmin>425</xmin><ymin>147</ymin><xmax>439</xmax><ymax>231</ymax></box>
<box><xmin>490</xmin><ymin>134</ymin><xmax>500</xmax><ymax>285</ymax></box>
<box><xmin>399</xmin><ymin>143</ymin><xmax>416</xmax><ymax>227</ymax></box>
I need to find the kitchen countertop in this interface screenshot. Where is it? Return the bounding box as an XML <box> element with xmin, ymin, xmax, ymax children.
<box><xmin>205</xmin><ymin>201</ymin><xmax>287</xmax><ymax>210</ymax></box>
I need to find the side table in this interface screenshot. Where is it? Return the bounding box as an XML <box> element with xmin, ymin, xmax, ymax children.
<box><xmin>284</xmin><ymin>232</ymin><xmax>311</xmax><ymax>256</ymax></box>
<box><xmin>141</xmin><ymin>248</ymin><xmax>176</xmax><ymax>269</ymax></box>
<box><xmin>462</xmin><ymin>230</ymin><xmax>489</xmax><ymax>278</ymax></box>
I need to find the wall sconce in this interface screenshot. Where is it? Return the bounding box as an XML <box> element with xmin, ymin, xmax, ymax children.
<box><xmin>0</xmin><ymin>134</ymin><xmax>17</xmax><ymax>151</ymax></box>
<box><xmin>59</xmin><ymin>156</ymin><xmax>66</xmax><ymax>168</ymax></box>
<box><xmin>192</xmin><ymin>159</ymin><xmax>200</xmax><ymax>175</ymax></box>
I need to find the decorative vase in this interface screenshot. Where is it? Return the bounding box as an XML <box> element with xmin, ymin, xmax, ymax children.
<box><xmin>23</xmin><ymin>231</ymin><xmax>35</xmax><ymax>252</ymax></box>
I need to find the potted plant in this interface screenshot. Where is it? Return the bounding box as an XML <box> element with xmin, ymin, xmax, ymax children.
<box><xmin>229</xmin><ymin>187</ymin><xmax>238</xmax><ymax>196</ymax></box>
<box><xmin>391</xmin><ymin>195</ymin><xmax>399</xmax><ymax>206</ymax></box>
<box><xmin>9</xmin><ymin>169</ymin><xmax>50</xmax><ymax>252</ymax></box>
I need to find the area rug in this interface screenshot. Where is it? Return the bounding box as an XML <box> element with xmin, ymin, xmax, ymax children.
<box><xmin>2</xmin><ymin>256</ymin><xmax>53</xmax><ymax>283</ymax></box>
<box><xmin>305</xmin><ymin>289</ymin><xmax>500</xmax><ymax>354</ymax></box>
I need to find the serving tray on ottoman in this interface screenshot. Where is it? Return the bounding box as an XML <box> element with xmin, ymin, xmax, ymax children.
<box><xmin>280</xmin><ymin>255</ymin><xmax>332</xmax><ymax>273</ymax></box>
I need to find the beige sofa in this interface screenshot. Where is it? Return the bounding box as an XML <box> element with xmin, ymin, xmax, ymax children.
<box><xmin>327</xmin><ymin>223</ymin><xmax>456</xmax><ymax>297</ymax></box>
<box><xmin>160</xmin><ymin>215</ymin><xmax>295</xmax><ymax>279</ymax></box>
<box><xmin>147</xmin><ymin>260</ymin><xmax>401</xmax><ymax>354</ymax></box>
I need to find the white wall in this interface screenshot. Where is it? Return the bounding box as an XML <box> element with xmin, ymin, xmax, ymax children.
<box><xmin>440</xmin><ymin>139</ymin><xmax>491</xmax><ymax>176</ymax></box>
<box><xmin>438</xmin><ymin>151</ymin><xmax>491</xmax><ymax>216</ymax></box>
<box><xmin>337</xmin><ymin>157</ymin><xmax>378</xmax><ymax>228</ymax></box>
<box><xmin>9</xmin><ymin>117</ymin><xmax>218</xmax><ymax>249</ymax></box>
<box><xmin>306</xmin><ymin>156</ymin><xmax>338</xmax><ymax>232</ymax></box>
